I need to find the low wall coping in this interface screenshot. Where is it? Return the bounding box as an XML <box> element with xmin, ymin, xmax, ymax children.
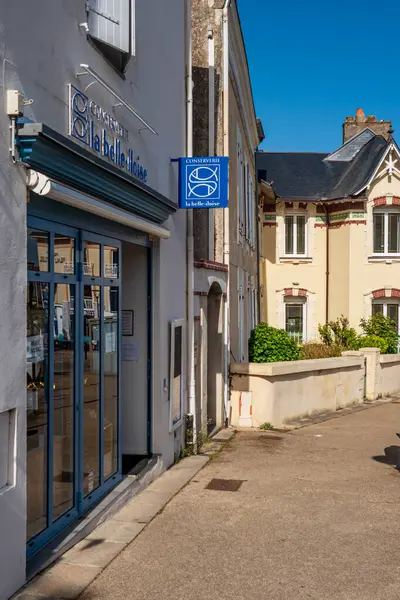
<box><xmin>230</xmin><ymin>356</ymin><xmax>364</xmax><ymax>377</ymax></box>
<box><xmin>379</xmin><ymin>354</ymin><xmax>400</xmax><ymax>365</ymax></box>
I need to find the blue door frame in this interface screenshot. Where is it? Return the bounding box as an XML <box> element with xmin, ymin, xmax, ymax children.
<box><xmin>27</xmin><ymin>216</ymin><xmax>122</xmax><ymax>558</ymax></box>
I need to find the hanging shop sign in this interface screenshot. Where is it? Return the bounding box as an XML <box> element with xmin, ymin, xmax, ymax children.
<box><xmin>68</xmin><ymin>84</ymin><xmax>148</xmax><ymax>183</ymax></box>
<box><xmin>178</xmin><ymin>156</ymin><xmax>229</xmax><ymax>209</ymax></box>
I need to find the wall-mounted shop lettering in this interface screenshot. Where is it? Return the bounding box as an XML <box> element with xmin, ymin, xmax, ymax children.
<box><xmin>68</xmin><ymin>84</ymin><xmax>147</xmax><ymax>183</ymax></box>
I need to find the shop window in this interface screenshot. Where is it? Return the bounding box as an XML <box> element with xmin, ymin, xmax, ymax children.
<box><xmin>373</xmin><ymin>209</ymin><xmax>400</xmax><ymax>254</ymax></box>
<box><xmin>28</xmin><ymin>229</ymin><xmax>49</xmax><ymax>272</ymax></box>
<box><xmin>169</xmin><ymin>319</ymin><xmax>184</xmax><ymax>432</ymax></box>
<box><xmin>54</xmin><ymin>234</ymin><xmax>75</xmax><ymax>275</ymax></box>
<box><xmin>284</xmin><ymin>214</ymin><xmax>307</xmax><ymax>256</ymax></box>
<box><xmin>87</xmin><ymin>0</ymin><xmax>135</xmax><ymax>73</ymax></box>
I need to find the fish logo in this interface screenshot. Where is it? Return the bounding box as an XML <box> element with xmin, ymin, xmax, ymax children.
<box><xmin>187</xmin><ymin>165</ymin><xmax>220</xmax><ymax>199</ymax></box>
<box><xmin>69</xmin><ymin>85</ymin><xmax>90</xmax><ymax>145</ymax></box>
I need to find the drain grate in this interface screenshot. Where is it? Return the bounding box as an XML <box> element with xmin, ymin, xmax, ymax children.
<box><xmin>205</xmin><ymin>478</ymin><xmax>244</xmax><ymax>492</ymax></box>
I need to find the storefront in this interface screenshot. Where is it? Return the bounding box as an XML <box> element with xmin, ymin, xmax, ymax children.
<box><xmin>19</xmin><ymin>122</ymin><xmax>176</xmax><ymax>558</ymax></box>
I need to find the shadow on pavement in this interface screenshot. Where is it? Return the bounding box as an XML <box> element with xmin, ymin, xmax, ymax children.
<box><xmin>372</xmin><ymin>445</ymin><xmax>400</xmax><ymax>469</ymax></box>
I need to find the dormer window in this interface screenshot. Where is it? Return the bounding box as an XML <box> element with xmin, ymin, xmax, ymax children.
<box><xmin>373</xmin><ymin>208</ymin><xmax>400</xmax><ymax>254</ymax></box>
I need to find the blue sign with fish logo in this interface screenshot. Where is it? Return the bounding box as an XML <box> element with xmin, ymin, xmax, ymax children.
<box><xmin>179</xmin><ymin>156</ymin><xmax>228</xmax><ymax>208</ymax></box>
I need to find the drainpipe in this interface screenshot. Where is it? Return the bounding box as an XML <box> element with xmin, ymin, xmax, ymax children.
<box><xmin>186</xmin><ymin>0</ymin><xmax>196</xmax><ymax>451</ymax></box>
<box><xmin>208</xmin><ymin>25</ymin><xmax>215</xmax><ymax>260</ymax></box>
<box><xmin>222</xmin><ymin>0</ymin><xmax>231</xmax><ymax>427</ymax></box>
<box><xmin>255</xmin><ymin>175</ymin><xmax>261</xmax><ymax>323</ymax></box>
<box><xmin>322</xmin><ymin>201</ymin><xmax>329</xmax><ymax>323</ymax></box>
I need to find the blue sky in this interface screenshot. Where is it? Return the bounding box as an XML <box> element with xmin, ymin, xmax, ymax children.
<box><xmin>238</xmin><ymin>0</ymin><xmax>399</xmax><ymax>152</ymax></box>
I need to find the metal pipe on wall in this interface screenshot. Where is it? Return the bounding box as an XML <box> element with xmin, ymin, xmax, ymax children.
<box><xmin>208</xmin><ymin>25</ymin><xmax>215</xmax><ymax>260</ymax></box>
<box><xmin>222</xmin><ymin>0</ymin><xmax>231</xmax><ymax>426</ymax></box>
<box><xmin>323</xmin><ymin>202</ymin><xmax>330</xmax><ymax>323</ymax></box>
<box><xmin>255</xmin><ymin>175</ymin><xmax>261</xmax><ymax>322</ymax></box>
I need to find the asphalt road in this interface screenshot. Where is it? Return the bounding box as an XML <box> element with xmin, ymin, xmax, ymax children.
<box><xmin>81</xmin><ymin>402</ymin><xmax>400</xmax><ymax>600</ymax></box>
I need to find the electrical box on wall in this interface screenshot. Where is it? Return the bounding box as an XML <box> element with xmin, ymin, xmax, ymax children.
<box><xmin>6</xmin><ymin>90</ymin><xmax>23</xmax><ymax>116</ymax></box>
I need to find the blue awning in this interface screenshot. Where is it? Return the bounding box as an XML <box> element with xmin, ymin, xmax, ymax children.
<box><xmin>17</xmin><ymin>123</ymin><xmax>176</xmax><ymax>225</ymax></box>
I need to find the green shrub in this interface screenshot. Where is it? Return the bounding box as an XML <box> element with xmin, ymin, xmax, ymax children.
<box><xmin>260</xmin><ymin>422</ymin><xmax>273</xmax><ymax>430</ymax></box>
<box><xmin>299</xmin><ymin>342</ymin><xmax>343</xmax><ymax>360</ymax></box>
<box><xmin>248</xmin><ymin>322</ymin><xmax>300</xmax><ymax>363</ymax></box>
<box><xmin>355</xmin><ymin>334</ymin><xmax>388</xmax><ymax>354</ymax></box>
<box><xmin>360</xmin><ymin>313</ymin><xmax>398</xmax><ymax>354</ymax></box>
<box><xmin>318</xmin><ymin>316</ymin><xmax>358</xmax><ymax>350</ymax></box>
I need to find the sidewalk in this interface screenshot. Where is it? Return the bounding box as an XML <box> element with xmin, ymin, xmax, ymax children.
<box><xmin>17</xmin><ymin>403</ymin><xmax>400</xmax><ymax>600</ymax></box>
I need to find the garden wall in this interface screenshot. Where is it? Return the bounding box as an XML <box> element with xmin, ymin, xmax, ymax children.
<box><xmin>230</xmin><ymin>356</ymin><xmax>365</xmax><ymax>428</ymax></box>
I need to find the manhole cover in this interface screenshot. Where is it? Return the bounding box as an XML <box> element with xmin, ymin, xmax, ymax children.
<box><xmin>205</xmin><ymin>478</ymin><xmax>244</xmax><ymax>492</ymax></box>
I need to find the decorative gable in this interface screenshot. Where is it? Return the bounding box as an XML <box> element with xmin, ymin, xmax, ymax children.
<box><xmin>356</xmin><ymin>142</ymin><xmax>400</xmax><ymax>195</ymax></box>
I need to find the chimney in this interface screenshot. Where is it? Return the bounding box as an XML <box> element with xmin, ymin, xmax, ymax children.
<box><xmin>343</xmin><ymin>109</ymin><xmax>392</xmax><ymax>143</ymax></box>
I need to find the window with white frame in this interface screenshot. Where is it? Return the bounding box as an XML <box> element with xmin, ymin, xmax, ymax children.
<box><xmin>249</xmin><ymin>173</ymin><xmax>255</xmax><ymax>249</ymax></box>
<box><xmin>87</xmin><ymin>0</ymin><xmax>135</xmax><ymax>72</ymax></box>
<box><xmin>245</xmin><ymin>160</ymin><xmax>249</xmax><ymax>244</ymax></box>
<box><xmin>285</xmin><ymin>299</ymin><xmax>306</xmax><ymax>343</ymax></box>
<box><xmin>247</xmin><ymin>274</ymin><xmax>252</xmax><ymax>342</ymax></box>
<box><xmin>373</xmin><ymin>208</ymin><xmax>400</xmax><ymax>254</ymax></box>
<box><xmin>372</xmin><ymin>301</ymin><xmax>400</xmax><ymax>334</ymax></box>
<box><xmin>284</xmin><ymin>213</ymin><xmax>307</xmax><ymax>256</ymax></box>
<box><xmin>242</xmin><ymin>160</ymin><xmax>255</xmax><ymax>249</ymax></box>
<box><xmin>250</xmin><ymin>276</ymin><xmax>257</xmax><ymax>330</ymax></box>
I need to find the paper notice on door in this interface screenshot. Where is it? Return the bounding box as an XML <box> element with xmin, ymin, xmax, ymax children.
<box><xmin>122</xmin><ymin>340</ymin><xmax>140</xmax><ymax>362</ymax></box>
<box><xmin>105</xmin><ymin>331</ymin><xmax>116</xmax><ymax>354</ymax></box>
<box><xmin>27</xmin><ymin>334</ymin><xmax>44</xmax><ymax>364</ymax></box>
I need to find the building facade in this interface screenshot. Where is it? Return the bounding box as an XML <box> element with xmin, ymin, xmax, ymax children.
<box><xmin>0</xmin><ymin>1</ymin><xmax>189</xmax><ymax>597</ymax></box>
<box><xmin>191</xmin><ymin>0</ymin><xmax>262</xmax><ymax>436</ymax></box>
<box><xmin>258</xmin><ymin>109</ymin><xmax>400</xmax><ymax>343</ymax></box>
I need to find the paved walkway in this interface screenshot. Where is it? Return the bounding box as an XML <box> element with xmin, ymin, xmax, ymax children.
<box><xmin>19</xmin><ymin>403</ymin><xmax>400</xmax><ymax>600</ymax></box>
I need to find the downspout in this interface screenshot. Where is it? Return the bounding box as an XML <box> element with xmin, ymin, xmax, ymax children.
<box><xmin>323</xmin><ymin>202</ymin><xmax>329</xmax><ymax>323</ymax></box>
<box><xmin>186</xmin><ymin>0</ymin><xmax>197</xmax><ymax>451</ymax></box>
<box><xmin>222</xmin><ymin>0</ymin><xmax>231</xmax><ymax>427</ymax></box>
<box><xmin>208</xmin><ymin>25</ymin><xmax>215</xmax><ymax>259</ymax></box>
<box><xmin>255</xmin><ymin>174</ymin><xmax>261</xmax><ymax>323</ymax></box>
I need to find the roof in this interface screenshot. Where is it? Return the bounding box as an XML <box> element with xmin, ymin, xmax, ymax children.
<box><xmin>256</xmin><ymin>134</ymin><xmax>392</xmax><ymax>201</ymax></box>
<box><xmin>328</xmin><ymin>136</ymin><xmax>388</xmax><ymax>199</ymax></box>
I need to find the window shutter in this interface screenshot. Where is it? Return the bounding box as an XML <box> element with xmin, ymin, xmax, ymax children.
<box><xmin>238</xmin><ymin>269</ymin><xmax>245</xmax><ymax>361</ymax></box>
<box><xmin>88</xmin><ymin>0</ymin><xmax>130</xmax><ymax>53</ymax></box>
<box><xmin>237</xmin><ymin>129</ymin><xmax>243</xmax><ymax>244</ymax></box>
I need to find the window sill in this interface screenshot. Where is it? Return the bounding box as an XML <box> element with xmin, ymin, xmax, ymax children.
<box><xmin>279</xmin><ymin>256</ymin><xmax>313</xmax><ymax>264</ymax></box>
<box><xmin>368</xmin><ymin>255</ymin><xmax>400</xmax><ymax>263</ymax></box>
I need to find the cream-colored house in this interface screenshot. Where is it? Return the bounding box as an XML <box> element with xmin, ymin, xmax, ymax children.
<box><xmin>258</xmin><ymin>109</ymin><xmax>400</xmax><ymax>343</ymax></box>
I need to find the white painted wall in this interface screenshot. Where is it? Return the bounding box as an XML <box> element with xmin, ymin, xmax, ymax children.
<box><xmin>0</xmin><ymin>0</ymin><xmax>187</xmax><ymax>596</ymax></box>
<box><xmin>0</xmin><ymin>65</ymin><xmax>27</xmax><ymax>600</ymax></box>
<box><xmin>121</xmin><ymin>243</ymin><xmax>148</xmax><ymax>456</ymax></box>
